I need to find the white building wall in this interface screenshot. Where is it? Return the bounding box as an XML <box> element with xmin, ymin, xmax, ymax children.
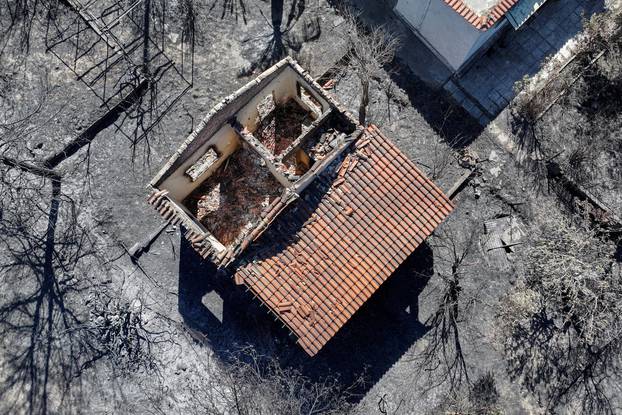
<box><xmin>394</xmin><ymin>0</ymin><xmax>504</xmax><ymax>72</ymax></box>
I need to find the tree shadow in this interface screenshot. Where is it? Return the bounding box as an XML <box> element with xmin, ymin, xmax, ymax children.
<box><xmin>0</xmin><ymin>166</ymin><xmax>163</xmax><ymax>413</ymax></box>
<box><xmin>209</xmin><ymin>0</ymin><xmax>249</xmax><ymax>24</ymax></box>
<box><xmin>238</xmin><ymin>0</ymin><xmax>320</xmax><ymax>77</ymax></box>
<box><xmin>178</xmin><ymin>235</ymin><xmax>433</xmax><ymax>398</ymax></box>
<box><xmin>44</xmin><ymin>0</ymin><xmax>195</xmax><ymax>163</ymax></box>
<box><xmin>0</xmin><ymin>176</ymin><xmax>100</xmax><ymax>414</ymax></box>
<box><xmin>0</xmin><ymin>0</ymin><xmax>42</xmax><ymax>57</ymax></box>
<box><xmin>505</xmin><ymin>308</ymin><xmax>621</xmax><ymax>414</ymax></box>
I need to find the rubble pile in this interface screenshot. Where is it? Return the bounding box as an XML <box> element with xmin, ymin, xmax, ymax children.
<box><xmin>255</xmin><ymin>99</ymin><xmax>312</xmax><ymax>156</ymax></box>
<box><xmin>305</xmin><ymin>129</ymin><xmax>342</xmax><ymax>161</ymax></box>
<box><xmin>183</xmin><ymin>144</ymin><xmax>283</xmax><ymax>245</ymax></box>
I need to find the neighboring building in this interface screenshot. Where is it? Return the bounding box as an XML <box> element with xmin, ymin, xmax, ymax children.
<box><xmin>394</xmin><ymin>0</ymin><xmax>549</xmax><ymax>74</ymax></box>
<box><xmin>148</xmin><ymin>57</ymin><xmax>453</xmax><ymax>356</ymax></box>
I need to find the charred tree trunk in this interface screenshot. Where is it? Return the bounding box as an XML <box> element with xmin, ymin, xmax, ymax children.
<box><xmin>359</xmin><ymin>78</ymin><xmax>369</xmax><ymax>125</ymax></box>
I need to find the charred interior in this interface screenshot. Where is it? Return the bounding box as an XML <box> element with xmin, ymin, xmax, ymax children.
<box><xmin>279</xmin><ymin>111</ymin><xmax>356</xmax><ymax>179</ymax></box>
<box><xmin>183</xmin><ymin>143</ymin><xmax>283</xmax><ymax>246</ymax></box>
<box><xmin>255</xmin><ymin>98</ymin><xmax>315</xmax><ymax>156</ymax></box>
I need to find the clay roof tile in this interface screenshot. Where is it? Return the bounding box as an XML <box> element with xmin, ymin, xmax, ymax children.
<box><xmin>443</xmin><ymin>0</ymin><xmax>520</xmax><ymax>30</ymax></box>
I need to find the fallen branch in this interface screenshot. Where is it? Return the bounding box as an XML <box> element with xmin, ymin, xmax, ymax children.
<box><xmin>127</xmin><ymin>222</ymin><xmax>169</xmax><ymax>261</ymax></box>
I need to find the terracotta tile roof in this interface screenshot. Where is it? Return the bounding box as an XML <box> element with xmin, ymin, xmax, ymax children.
<box><xmin>234</xmin><ymin>125</ymin><xmax>454</xmax><ymax>356</ymax></box>
<box><xmin>444</xmin><ymin>0</ymin><xmax>519</xmax><ymax>30</ymax></box>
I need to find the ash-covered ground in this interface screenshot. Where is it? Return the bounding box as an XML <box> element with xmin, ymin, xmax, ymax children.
<box><xmin>1</xmin><ymin>1</ymin><xmax>620</xmax><ymax>414</ymax></box>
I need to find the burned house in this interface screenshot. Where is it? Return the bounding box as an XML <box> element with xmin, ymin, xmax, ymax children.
<box><xmin>148</xmin><ymin>57</ymin><xmax>454</xmax><ymax>356</ymax></box>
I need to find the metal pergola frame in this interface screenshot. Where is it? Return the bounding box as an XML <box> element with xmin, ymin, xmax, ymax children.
<box><xmin>44</xmin><ymin>0</ymin><xmax>195</xmax><ymax>151</ymax></box>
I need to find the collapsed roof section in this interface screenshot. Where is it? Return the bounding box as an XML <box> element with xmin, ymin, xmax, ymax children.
<box><xmin>148</xmin><ymin>57</ymin><xmax>362</xmax><ymax>268</ymax></box>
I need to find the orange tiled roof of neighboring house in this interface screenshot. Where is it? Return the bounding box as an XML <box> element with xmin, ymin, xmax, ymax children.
<box><xmin>444</xmin><ymin>0</ymin><xmax>519</xmax><ymax>30</ymax></box>
<box><xmin>233</xmin><ymin>125</ymin><xmax>454</xmax><ymax>356</ymax></box>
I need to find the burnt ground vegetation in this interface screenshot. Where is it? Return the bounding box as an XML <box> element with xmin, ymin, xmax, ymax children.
<box><xmin>511</xmin><ymin>9</ymin><xmax>622</xmax><ymax>212</ymax></box>
<box><xmin>1</xmin><ymin>0</ymin><xmax>621</xmax><ymax>414</ymax></box>
<box><xmin>503</xmin><ymin>7</ymin><xmax>622</xmax><ymax>413</ymax></box>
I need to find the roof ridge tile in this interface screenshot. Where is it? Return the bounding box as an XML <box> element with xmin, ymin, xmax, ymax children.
<box><xmin>442</xmin><ymin>0</ymin><xmax>520</xmax><ymax>30</ymax></box>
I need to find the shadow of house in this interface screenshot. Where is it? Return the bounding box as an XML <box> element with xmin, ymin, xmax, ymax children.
<box><xmin>177</xmin><ymin>237</ymin><xmax>279</xmax><ymax>352</ymax></box>
<box><xmin>388</xmin><ymin>59</ymin><xmax>485</xmax><ymax>147</ymax></box>
<box><xmin>178</xmin><ymin>236</ymin><xmax>433</xmax><ymax>396</ymax></box>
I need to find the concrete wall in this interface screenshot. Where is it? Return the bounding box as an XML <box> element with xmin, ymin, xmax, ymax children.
<box><xmin>156</xmin><ymin>65</ymin><xmax>331</xmax><ymax>202</ymax></box>
<box><xmin>159</xmin><ymin>127</ymin><xmax>239</xmax><ymax>202</ymax></box>
<box><xmin>394</xmin><ymin>0</ymin><xmax>504</xmax><ymax>72</ymax></box>
<box><xmin>234</xmin><ymin>66</ymin><xmax>328</xmax><ymax>134</ymax></box>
